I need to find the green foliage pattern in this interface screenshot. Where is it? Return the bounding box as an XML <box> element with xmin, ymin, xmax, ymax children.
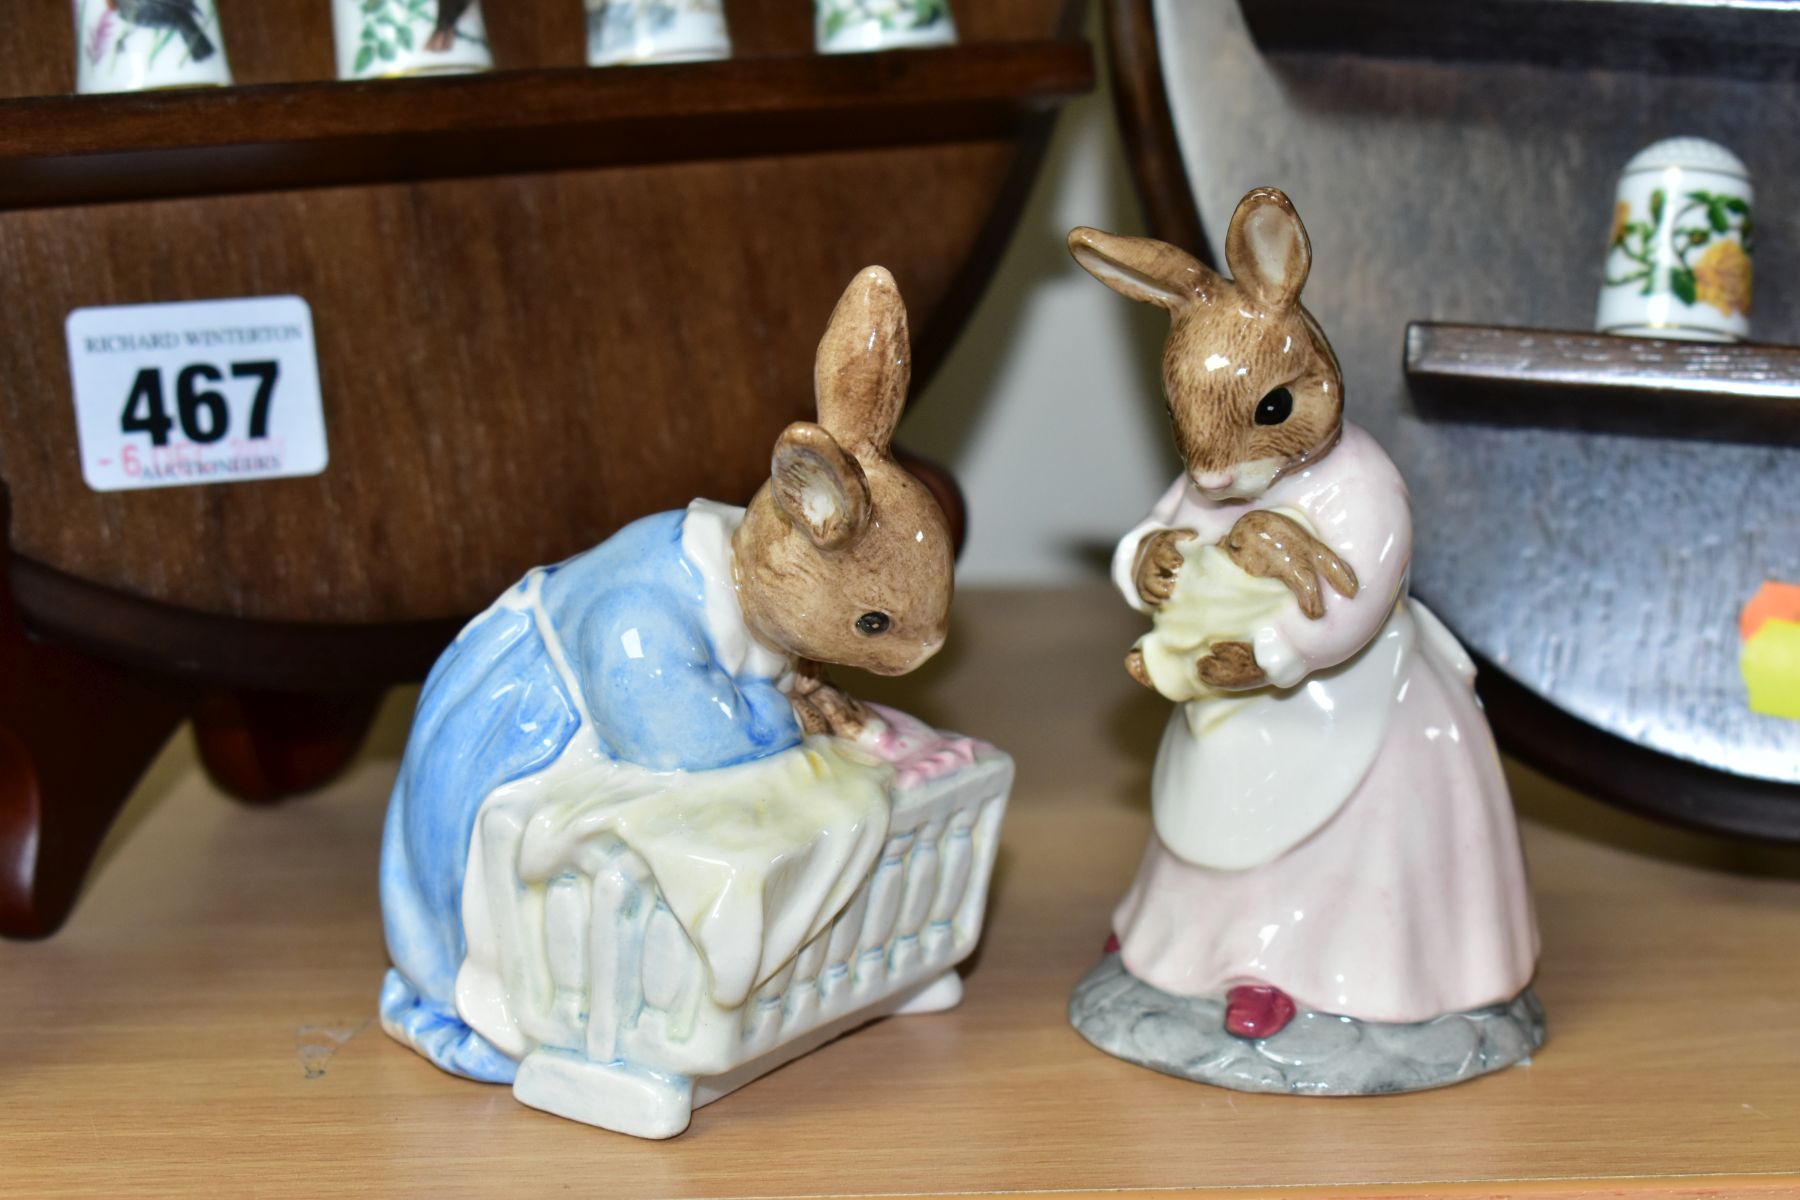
<box><xmin>818</xmin><ymin>0</ymin><xmax>953</xmax><ymax>37</ymax></box>
<box><xmin>1605</xmin><ymin>187</ymin><xmax>1753</xmax><ymax>307</ymax></box>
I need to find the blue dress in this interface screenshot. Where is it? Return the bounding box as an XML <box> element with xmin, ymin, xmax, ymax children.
<box><xmin>378</xmin><ymin>509</ymin><xmax>801</xmax><ymax>1082</ymax></box>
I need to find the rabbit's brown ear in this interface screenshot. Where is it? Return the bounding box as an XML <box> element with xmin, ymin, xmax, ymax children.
<box><xmin>771</xmin><ymin>422</ymin><xmax>871</xmax><ymax>550</ymax></box>
<box><xmin>1224</xmin><ymin>187</ymin><xmax>1312</xmax><ymax>314</ymax></box>
<box><xmin>1067</xmin><ymin>228</ymin><xmax>1210</xmax><ymax>312</ymax></box>
<box><xmin>815</xmin><ymin>267</ymin><xmax>910</xmax><ymax>460</ymax></box>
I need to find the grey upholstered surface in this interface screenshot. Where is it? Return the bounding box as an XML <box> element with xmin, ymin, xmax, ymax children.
<box><xmin>1155</xmin><ymin>0</ymin><xmax>1800</xmax><ymax>784</ymax></box>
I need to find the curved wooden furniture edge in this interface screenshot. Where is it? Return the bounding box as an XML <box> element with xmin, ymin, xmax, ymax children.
<box><xmin>0</xmin><ymin>43</ymin><xmax>1079</xmax><ymax>621</ymax></box>
<box><xmin>911</xmin><ymin>103</ymin><xmax>1068</xmax><ymax>392</ymax></box>
<box><xmin>191</xmin><ymin>688</ymin><xmax>385</xmax><ymax>806</ymax></box>
<box><xmin>1472</xmin><ymin>644</ymin><xmax>1800</xmax><ymax>842</ymax></box>
<box><xmin>0</xmin><ymin>502</ymin><xmax>189</xmax><ymax>937</ymax></box>
<box><xmin>911</xmin><ymin>1</ymin><xmax>1092</xmax><ymax>391</ymax></box>
<box><xmin>6</xmin><ymin>444</ymin><xmax>970</xmax><ymax>693</ymax></box>
<box><xmin>1103</xmin><ymin>0</ymin><xmax>1209</xmax><ymax>258</ymax></box>
<box><xmin>8</xmin><ymin>554</ymin><xmax>466</xmax><ymax>690</ymax></box>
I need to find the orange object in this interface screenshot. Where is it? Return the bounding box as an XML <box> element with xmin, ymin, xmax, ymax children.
<box><xmin>1740</xmin><ymin>580</ymin><xmax>1800</xmax><ymax>640</ymax></box>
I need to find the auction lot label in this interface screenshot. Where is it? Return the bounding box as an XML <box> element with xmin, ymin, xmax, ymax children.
<box><xmin>66</xmin><ymin>295</ymin><xmax>328</xmax><ymax>492</ymax></box>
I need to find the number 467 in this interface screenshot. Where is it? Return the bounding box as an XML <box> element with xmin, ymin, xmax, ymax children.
<box><xmin>120</xmin><ymin>361</ymin><xmax>279</xmax><ymax>446</ymax></box>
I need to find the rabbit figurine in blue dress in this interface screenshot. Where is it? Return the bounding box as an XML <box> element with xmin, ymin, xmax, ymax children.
<box><xmin>377</xmin><ymin>268</ymin><xmax>1009</xmax><ymax>1138</ymax></box>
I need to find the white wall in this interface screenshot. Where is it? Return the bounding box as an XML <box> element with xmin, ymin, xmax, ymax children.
<box><xmin>900</xmin><ymin>38</ymin><xmax>1181</xmax><ymax>586</ymax></box>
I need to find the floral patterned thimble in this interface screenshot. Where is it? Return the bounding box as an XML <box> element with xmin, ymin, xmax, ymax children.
<box><xmin>73</xmin><ymin>0</ymin><xmax>234</xmax><ymax>94</ymax></box>
<box><xmin>1597</xmin><ymin>137</ymin><xmax>1753</xmax><ymax>342</ymax></box>
<box><xmin>816</xmin><ymin>0</ymin><xmax>957</xmax><ymax>54</ymax></box>
<box><xmin>332</xmin><ymin>0</ymin><xmax>494</xmax><ymax>80</ymax></box>
<box><xmin>586</xmin><ymin>0</ymin><xmax>733</xmax><ymax>66</ymax></box>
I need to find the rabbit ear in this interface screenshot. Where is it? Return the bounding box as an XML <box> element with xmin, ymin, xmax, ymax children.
<box><xmin>815</xmin><ymin>267</ymin><xmax>910</xmax><ymax>459</ymax></box>
<box><xmin>1067</xmin><ymin>228</ymin><xmax>1212</xmax><ymax>312</ymax></box>
<box><xmin>1224</xmin><ymin>187</ymin><xmax>1312</xmax><ymax>313</ymax></box>
<box><xmin>770</xmin><ymin>422</ymin><xmax>871</xmax><ymax>550</ymax></box>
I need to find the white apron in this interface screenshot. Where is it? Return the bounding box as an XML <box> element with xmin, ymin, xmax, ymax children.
<box><xmin>1148</xmin><ymin>597</ymin><xmax>1412</xmax><ymax>870</ymax></box>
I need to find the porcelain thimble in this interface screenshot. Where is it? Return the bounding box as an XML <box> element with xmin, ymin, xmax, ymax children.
<box><xmin>586</xmin><ymin>0</ymin><xmax>732</xmax><ymax>65</ymax></box>
<box><xmin>815</xmin><ymin>0</ymin><xmax>957</xmax><ymax>53</ymax></box>
<box><xmin>1597</xmin><ymin>137</ymin><xmax>1753</xmax><ymax>342</ymax></box>
<box><xmin>333</xmin><ymin>0</ymin><xmax>494</xmax><ymax>80</ymax></box>
<box><xmin>74</xmin><ymin>0</ymin><xmax>234</xmax><ymax>94</ymax></box>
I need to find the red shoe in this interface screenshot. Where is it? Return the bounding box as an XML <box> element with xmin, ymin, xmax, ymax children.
<box><xmin>1225</xmin><ymin>984</ymin><xmax>1296</xmax><ymax>1039</ymax></box>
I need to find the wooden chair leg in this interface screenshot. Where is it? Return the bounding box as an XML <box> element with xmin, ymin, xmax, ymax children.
<box><xmin>193</xmin><ymin>688</ymin><xmax>383</xmax><ymax>806</ymax></box>
<box><xmin>0</xmin><ymin>583</ymin><xmax>187</xmax><ymax>939</ymax></box>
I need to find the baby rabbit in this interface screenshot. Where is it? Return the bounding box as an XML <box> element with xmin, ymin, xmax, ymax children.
<box><xmin>380</xmin><ymin>266</ymin><xmax>953</xmax><ymax>1082</ymax></box>
<box><xmin>1069</xmin><ymin>188</ymin><xmax>1359</xmax><ymax>690</ymax></box>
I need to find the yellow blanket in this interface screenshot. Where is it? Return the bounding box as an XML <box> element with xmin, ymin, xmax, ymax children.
<box><xmin>1134</xmin><ymin>515</ymin><xmax>1306</xmax><ymax>703</ymax></box>
<box><xmin>462</xmin><ymin>735</ymin><xmax>893</xmax><ymax>1036</ymax></box>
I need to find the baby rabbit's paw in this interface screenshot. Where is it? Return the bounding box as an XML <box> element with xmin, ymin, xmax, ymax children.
<box><xmin>1197</xmin><ymin>640</ymin><xmax>1265</xmax><ymax>689</ymax></box>
<box><xmin>812</xmin><ymin>684</ymin><xmax>871</xmax><ymax>739</ymax></box>
<box><xmin>1124</xmin><ymin>647</ymin><xmax>1154</xmax><ymax>689</ymax></box>
<box><xmin>1221</xmin><ymin>511</ymin><xmax>1358</xmax><ymax>619</ymax></box>
<box><xmin>790</xmin><ymin>689</ymin><xmax>831</xmax><ymax>736</ymax></box>
<box><xmin>1134</xmin><ymin>528</ymin><xmax>1197</xmax><ymax>607</ymax></box>
<box><xmin>789</xmin><ymin>667</ymin><xmax>872</xmax><ymax>740</ymax></box>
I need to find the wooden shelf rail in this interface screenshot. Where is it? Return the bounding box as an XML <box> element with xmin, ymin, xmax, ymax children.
<box><xmin>0</xmin><ymin>41</ymin><xmax>1093</xmax><ymax>210</ymax></box>
<box><xmin>1405</xmin><ymin>321</ymin><xmax>1800</xmax><ymax>445</ymax></box>
<box><xmin>1238</xmin><ymin>0</ymin><xmax>1800</xmax><ymax>80</ymax></box>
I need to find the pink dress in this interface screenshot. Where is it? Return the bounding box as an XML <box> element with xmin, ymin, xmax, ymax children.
<box><xmin>1110</xmin><ymin>424</ymin><xmax>1538</xmax><ymax>1024</ymax></box>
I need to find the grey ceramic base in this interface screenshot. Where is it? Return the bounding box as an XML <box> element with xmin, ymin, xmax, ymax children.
<box><xmin>1069</xmin><ymin>954</ymin><xmax>1545</xmax><ymax>1095</ymax></box>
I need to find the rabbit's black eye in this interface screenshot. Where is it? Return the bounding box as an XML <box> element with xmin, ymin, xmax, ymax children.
<box><xmin>1255</xmin><ymin>387</ymin><xmax>1294</xmax><ymax>426</ymax></box>
<box><xmin>855</xmin><ymin>612</ymin><xmax>891</xmax><ymax>636</ymax></box>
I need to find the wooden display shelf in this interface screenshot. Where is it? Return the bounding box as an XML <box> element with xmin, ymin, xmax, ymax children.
<box><xmin>1405</xmin><ymin>321</ymin><xmax>1800</xmax><ymax>445</ymax></box>
<box><xmin>0</xmin><ymin>41</ymin><xmax>1093</xmax><ymax>210</ymax></box>
<box><xmin>4</xmin><ymin>587</ymin><xmax>1799</xmax><ymax>1197</ymax></box>
<box><xmin>1238</xmin><ymin>0</ymin><xmax>1800</xmax><ymax>80</ymax></box>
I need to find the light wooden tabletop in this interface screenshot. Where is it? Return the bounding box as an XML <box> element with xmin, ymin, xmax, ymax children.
<box><xmin>4</xmin><ymin>587</ymin><xmax>1799</xmax><ymax>1199</ymax></box>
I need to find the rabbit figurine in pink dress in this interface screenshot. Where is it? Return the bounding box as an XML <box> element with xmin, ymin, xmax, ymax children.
<box><xmin>1065</xmin><ymin>188</ymin><xmax>1543</xmax><ymax>1094</ymax></box>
